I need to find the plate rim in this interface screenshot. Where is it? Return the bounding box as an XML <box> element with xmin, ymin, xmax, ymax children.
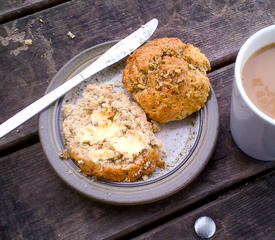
<box><xmin>39</xmin><ymin>40</ymin><xmax>219</xmax><ymax>205</ymax></box>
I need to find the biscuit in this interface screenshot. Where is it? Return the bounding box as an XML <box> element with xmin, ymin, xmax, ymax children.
<box><xmin>62</xmin><ymin>83</ymin><xmax>164</xmax><ymax>182</ymax></box>
<box><xmin>122</xmin><ymin>37</ymin><xmax>211</xmax><ymax>122</ymax></box>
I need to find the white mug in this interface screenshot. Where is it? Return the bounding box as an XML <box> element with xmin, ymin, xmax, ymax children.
<box><xmin>230</xmin><ymin>25</ymin><xmax>275</xmax><ymax>161</ymax></box>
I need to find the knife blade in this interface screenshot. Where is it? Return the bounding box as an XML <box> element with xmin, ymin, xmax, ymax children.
<box><xmin>0</xmin><ymin>18</ymin><xmax>158</xmax><ymax>138</ymax></box>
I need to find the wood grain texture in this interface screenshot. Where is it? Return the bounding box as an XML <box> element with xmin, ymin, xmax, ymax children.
<box><xmin>0</xmin><ymin>64</ymin><xmax>274</xmax><ymax>240</ymax></box>
<box><xmin>0</xmin><ymin>0</ymin><xmax>71</xmax><ymax>24</ymax></box>
<box><xmin>134</xmin><ymin>172</ymin><xmax>275</xmax><ymax>240</ymax></box>
<box><xmin>0</xmin><ymin>0</ymin><xmax>42</xmax><ymax>14</ymax></box>
<box><xmin>0</xmin><ymin>0</ymin><xmax>275</xmax><ymax>149</ymax></box>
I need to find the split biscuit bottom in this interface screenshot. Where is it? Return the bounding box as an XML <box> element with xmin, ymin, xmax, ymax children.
<box><xmin>62</xmin><ymin>83</ymin><xmax>164</xmax><ymax>182</ymax></box>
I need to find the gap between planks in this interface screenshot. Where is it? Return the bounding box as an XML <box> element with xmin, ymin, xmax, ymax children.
<box><xmin>0</xmin><ymin>132</ymin><xmax>39</xmax><ymax>159</ymax></box>
<box><xmin>114</xmin><ymin>169</ymin><xmax>275</xmax><ymax>240</ymax></box>
<box><xmin>0</xmin><ymin>0</ymin><xmax>72</xmax><ymax>25</ymax></box>
<box><xmin>0</xmin><ymin>53</ymin><xmax>237</xmax><ymax>158</ymax></box>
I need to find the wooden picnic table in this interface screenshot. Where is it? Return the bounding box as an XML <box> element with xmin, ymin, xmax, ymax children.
<box><xmin>0</xmin><ymin>1</ymin><xmax>274</xmax><ymax>239</ymax></box>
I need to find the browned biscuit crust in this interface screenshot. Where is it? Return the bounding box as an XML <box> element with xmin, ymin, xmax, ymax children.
<box><xmin>122</xmin><ymin>37</ymin><xmax>211</xmax><ymax>122</ymax></box>
<box><xmin>71</xmin><ymin>148</ymin><xmax>161</xmax><ymax>182</ymax></box>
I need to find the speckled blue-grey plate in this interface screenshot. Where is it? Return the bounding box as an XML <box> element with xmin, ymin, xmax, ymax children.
<box><xmin>39</xmin><ymin>40</ymin><xmax>219</xmax><ymax>205</ymax></box>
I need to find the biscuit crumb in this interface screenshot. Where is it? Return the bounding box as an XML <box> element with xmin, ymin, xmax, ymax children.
<box><xmin>160</xmin><ymin>151</ymin><xmax>167</xmax><ymax>158</ymax></box>
<box><xmin>24</xmin><ymin>39</ymin><xmax>32</xmax><ymax>45</ymax></box>
<box><xmin>123</xmin><ymin>177</ymin><xmax>129</xmax><ymax>182</ymax></box>
<box><xmin>114</xmin><ymin>81</ymin><xmax>120</xmax><ymax>87</ymax></box>
<box><xmin>39</xmin><ymin>18</ymin><xmax>44</xmax><ymax>23</ymax></box>
<box><xmin>142</xmin><ymin>175</ymin><xmax>148</xmax><ymax>181</ymax></box>
<box><xmin>59</xmin><ymin>149</ymin><xmax>70</xmax><ymax>160</ymax></box>
<box><xmin>150</xmin><ymin>120</ymin><xmax>160</xmax><ymax>132</ymax></box>
<box><xmin>144</xmin><ymin>161</ymin><xmax>151</xmax><ymax>170</ymax></box>
<box><xmin>16</xmin><ymin>129</ymin><xmax>20</xmax><ymax>133</ymax></box>
<box><xmin>67</xmin><ymin>31</ymin><xmax>75</xmax><ymax>39</ymax></box>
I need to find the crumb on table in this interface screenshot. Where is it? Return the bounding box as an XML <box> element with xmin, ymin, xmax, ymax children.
<box><xmin>25</xmin><ymin>39</ymin><xmax>32</xmax><ymax>46</ymax></box>
<box><xmin>67</xmin><ymin>31</ymin><xmax>75</xmax><ymax>39</ymax></box>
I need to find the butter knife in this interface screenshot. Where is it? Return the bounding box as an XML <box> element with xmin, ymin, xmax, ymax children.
<box><xmin>0</xmin><ymin>18</ymin><xmax>158</xmax><ymax>138</ymax></box>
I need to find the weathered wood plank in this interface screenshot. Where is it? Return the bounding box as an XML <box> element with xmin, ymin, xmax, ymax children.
<box><xmin>0</xmin><ymin>64</ymin><xmax>274</xmax><ymax>239</ymax></box>
<box><xmin>0</xmin><ymin>139</ymin><xmax>273</xmax><ymax>240</ymax></box>
<box><xmin>0</xmin><ymin>0</ymin><xmax>43</xmax><ymax>15</ymax></box>
<box><xmin>0</xmin><ymin>0</ymin><xmax>274</xmax><ymax>149</ymax></box>
<box><xmin>133</xmin><ymin>172</ymin><xmax>275</xmax><ymax>240</ymax></box>
<box><xmin>0</xmin><ymin>0</ymin><xmax>71</xmax><ymax>24</ymax></box>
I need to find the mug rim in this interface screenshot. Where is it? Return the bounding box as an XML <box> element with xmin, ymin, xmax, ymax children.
<box><xmin>235</xmin><ymin>24</ymin><xmax>275</xmax><ymax>126</ymax></box>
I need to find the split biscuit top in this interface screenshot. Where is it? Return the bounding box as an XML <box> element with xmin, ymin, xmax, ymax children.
<box><xmin>122</xmin><ymin>37</ymin><xmax>211</xmax><ymax>122</ymax></box>
<box><xmin>62</xmin><ymin>83</ymin><xmax>164</xmax><ymax>182</ymax></box>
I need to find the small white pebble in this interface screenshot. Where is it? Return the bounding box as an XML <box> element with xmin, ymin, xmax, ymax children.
<box><xmin>67</xmin><ymin>31</ymin><xmax>75</xmax><ymax>39</ymax></box>
<box><xmin>78</xmin><ymin>160</ymin><xmax>84</xmax><ymax>164</ymax></box>
<box><xmin>66</xmin><ymin>170</ymin><xmax>72</xmax><ymax>174</ymax></box>
<box><xmin>25</xmin><ymin>39</ymin><xmax>32</xmax><ymax>45</ymax></box>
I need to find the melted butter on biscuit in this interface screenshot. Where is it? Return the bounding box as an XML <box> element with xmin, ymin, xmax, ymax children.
<box><xmin>77</xmin><ymin>123</ymin><xmax>122</xmax><ymax>144</ymax></box>
<box><xmin>77</xmin><ymin>108</ymin><xmax>121</xmax><ymax>144</ymax></box>
<box><xmin>89</xmin><ymin>149</ymin><xmax>117</xmax><ymax>161</ymax></box>
<box><xmin>76</xmin><ymin>109</ymin><xmax>149</xmax><ymax>158</ymax></box>
<box><xmin>90</xmin><ymin>111</ymin><xmax>107</xmax><ymax>122</ymax></box>
<box><xmin>111</xmin><ymin>131</ymin><xmax>149</xmax><ymax>157</ymax></box>
<box><xmin>90</xmin><ymin>108</ymin><xmax>113</xmax><ymax>125</ymax></box>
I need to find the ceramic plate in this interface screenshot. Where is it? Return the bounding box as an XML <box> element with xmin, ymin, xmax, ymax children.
<box><xmin>39</xmin><ymin>40</ymin><xmax>219</xmax><ymax>205</ymax></box>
